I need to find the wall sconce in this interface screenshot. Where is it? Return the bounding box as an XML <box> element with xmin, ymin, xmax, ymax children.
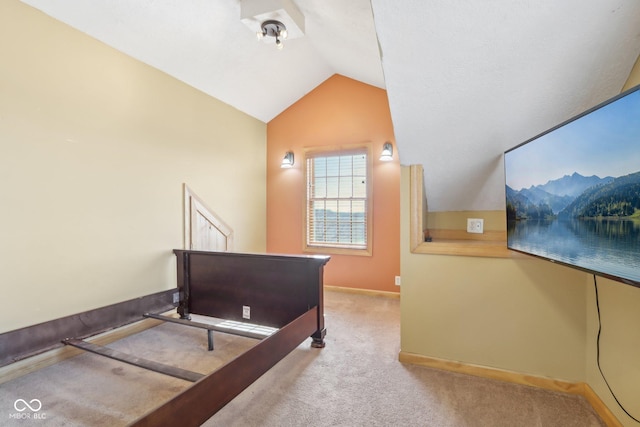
<box><xmin>380</xmin><ymin>142</ymin><xmax>394</xmax><ymax>161</ymax></box>
<box><xmin>281</xmin><ymin>151</ymin><xmax>294</xmax><ymax>168</ymax></box>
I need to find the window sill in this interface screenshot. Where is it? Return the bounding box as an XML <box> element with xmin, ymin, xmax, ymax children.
<box><xmin>412</xmin><ymin>229</ymin><xmax>519</xmax><ymax>258</ymax></box>
<box><xmin>304</xmin><ymin>246</ymin><xmax>372</xmax><ymax>257</ymax></box>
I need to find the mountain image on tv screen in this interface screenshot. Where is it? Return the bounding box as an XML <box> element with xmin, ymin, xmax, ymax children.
<box><xmin>504</xmin><ymin>85</ymin><xmax>640</xmax><ymax>287</ymax></box>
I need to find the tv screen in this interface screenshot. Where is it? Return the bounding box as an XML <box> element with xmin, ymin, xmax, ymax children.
<box><xmin>504</xmin><ymin>85</ymin><xmax>640</xmax><ymax>288</ymax></box>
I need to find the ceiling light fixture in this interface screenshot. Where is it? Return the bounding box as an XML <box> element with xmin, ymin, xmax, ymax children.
<box><xmin>257</xmin><ymin>20</ymin><xmax>288</xmax><ymax>50</ymax></box>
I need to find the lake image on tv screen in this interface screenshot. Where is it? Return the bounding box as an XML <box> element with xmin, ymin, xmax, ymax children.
<box><xmin>504</xmin><ymin>88</ymin><xmax>640</xmax><ymax>285</ymax></box>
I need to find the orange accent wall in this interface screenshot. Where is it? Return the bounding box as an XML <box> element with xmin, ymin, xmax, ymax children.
<box><xmin>267</xmin><ymin>74</ymin><xmax>400</xmax><ymax>293</ymax></box>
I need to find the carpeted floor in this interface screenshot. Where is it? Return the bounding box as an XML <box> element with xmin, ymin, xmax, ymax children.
<box><xmin>0</xmin><ymin>290</ymin><xmax>604</xmax><ymax>426</ymax></box>
<box><xmin>206</xmin><ymin>291</ymin><xmax>605</xmax><ymax>427</ymax></box>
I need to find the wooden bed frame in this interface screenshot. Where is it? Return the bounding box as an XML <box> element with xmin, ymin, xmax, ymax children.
<box><xmin>0</xmin><ymin>249</ymin><xmax>329</xmax><ymax>426</ymax></box>
<box><xmin>132</xmin><ymin>249</ymin><xmax>330</xmax><ymax>426</ymax></box>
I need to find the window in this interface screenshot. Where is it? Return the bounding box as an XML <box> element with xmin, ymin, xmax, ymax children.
<box><xmin>305</xmin><ymin>147</ymin><xmax>372</xmax><ymax>255</ymax></box>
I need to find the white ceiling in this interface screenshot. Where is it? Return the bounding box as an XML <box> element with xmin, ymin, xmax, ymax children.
<box><xmin>20</xmin><ymin>0</ymin><xmax>640</xmax><ymax>212</ymax></box>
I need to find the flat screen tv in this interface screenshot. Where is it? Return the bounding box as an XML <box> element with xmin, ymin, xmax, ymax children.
<box><xmin>504</xmin><ymin>84</ymin><xmax>640</xmax><ymax>288</ymax></box>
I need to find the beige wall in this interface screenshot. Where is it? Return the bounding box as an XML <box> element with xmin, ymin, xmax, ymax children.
<box><xmin>622</xmin><ymin>54</ymin><xmax>640</xmax><ymax>90</ymax></box>
<box><xmin>400</xmin><ymin>56</ymin><xmax>640</xmax><ymax>425</ymax></box>
<box><xmin>400</xmin><ymin>168</ymin><xmax>588</xmax><ymax>381</ymax></box>
<box><xmin>0</xmin><ymin>1</ymin><xmax>266</xmax><ymax>333</ymax></box>
<box><xmin>425</xmin><ymin>210</ymin><xmax>505</xmax><ymax>232</ymax></box>
<box><xmin>585</xmin><ymin>60</ymin><xmax>640</xmax><ymax>425</ymax></box>
<box><xmin>586</xmin><ymin>278</ymin><xmax>640</xmax><ymax>425</ymax></box>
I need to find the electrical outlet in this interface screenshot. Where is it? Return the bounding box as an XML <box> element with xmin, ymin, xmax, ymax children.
<box><xmin>467</xmin><ymin>218</ymin><xmax>484</xmax><ymax>234</ymax></box>
<box><xmin>395</xmin><ymin>276</ymin><xmax>401</xmax><ymax>286</ymax></box>
<box><xmin>242</xmin><ymin>305</ymin><xmax>250</xmax><ymax>319</ymax></box>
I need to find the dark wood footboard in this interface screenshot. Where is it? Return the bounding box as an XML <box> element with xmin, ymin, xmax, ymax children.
<box><xmin>173</xmin><ymin>250</ymin><xmax>330</xmax><ymax>347</ymax></box>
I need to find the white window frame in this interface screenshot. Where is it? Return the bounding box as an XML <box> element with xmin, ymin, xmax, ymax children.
<box><xmin>303</xmin><ymin>145</ymin><xmax>372</xmax><ymax>256</ymax></box>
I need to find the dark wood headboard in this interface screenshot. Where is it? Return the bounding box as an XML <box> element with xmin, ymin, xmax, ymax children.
<box><xmin>173</xmin><ymin>250</ymin><xmax>330</xmax><ymax>346</ymax></box>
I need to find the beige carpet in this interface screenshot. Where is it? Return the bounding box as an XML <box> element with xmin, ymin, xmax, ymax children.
<box><xmin>206</xmin><ymin>291</ymin><xmax>605</xmax><ymax>427</ymax></box>
<box><xmin>0</xmin><ymin>290</ymin><xmax>604</xmax><ymax>426</ymax></box>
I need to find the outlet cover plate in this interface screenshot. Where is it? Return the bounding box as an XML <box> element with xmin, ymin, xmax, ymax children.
<box><xmin>467</xmin><ymin>218</ymin><xmax>484</xmax><ymax>234</ymax></box>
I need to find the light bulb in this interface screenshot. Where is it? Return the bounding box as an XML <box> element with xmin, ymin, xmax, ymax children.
<box><xmin>380</xmin><ymin>142</ymin><xmax>393</xmax><ymax>161</ymax></box>
<box><xmin>281</xmin><ymin>152</ymin><xmax>294</xmax><ymax>168</ymax></box>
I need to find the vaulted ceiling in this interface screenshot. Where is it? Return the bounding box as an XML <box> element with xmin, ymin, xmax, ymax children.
<box><xmin>20</xmin><ymin>0</ymin><xmax>640</xmax><ymax>211</ymax></box>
